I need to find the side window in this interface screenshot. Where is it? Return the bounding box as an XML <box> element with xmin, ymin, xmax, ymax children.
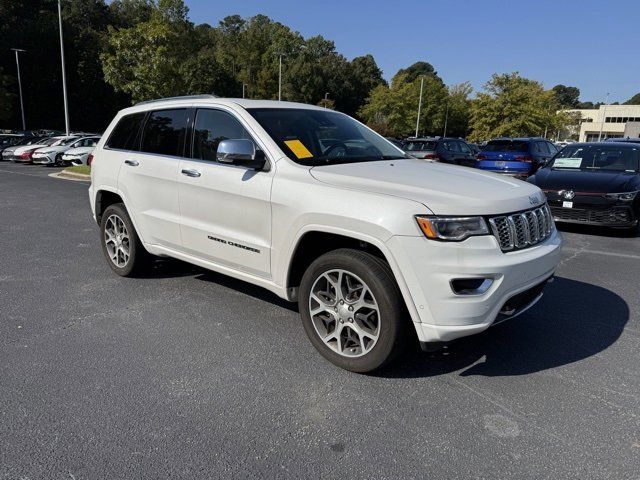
<box><xmin>443</xmin><ymin>141</ymin><xmax>460</xmax><ymax>152</ymax></box>
<box><xmin>105</xmin><ymin>112</ymin><xmax>145</xmax><ymax>151</ymax></box>
<box><xmin>547</xmin><ymin>142</ymin><xmax>558</xmax><ymax>155</ymax></box>
<box><xmin>192</xmin><ymin>109</ymin><xmax>253</xmax><ymax>161</ymax></box>
<box><xmin>533</xmin><ymin>142</ymin><xmax>548</xmax><ymax>155</ymax></box>
<box><xmin>458</xmin><ymin>141</ymin><xmax>472</xmax><ymax>154</ymax></box>
<box><xmin>140</xmin><ymin>109</ymin><xmax>188</xmax><ymax>157</ymax></box>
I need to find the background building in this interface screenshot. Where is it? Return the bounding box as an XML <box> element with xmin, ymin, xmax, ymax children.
<box><xmin>567</xmin><ymin>105</ymin><xmax>640</xmax><ymax>142</ymax></box>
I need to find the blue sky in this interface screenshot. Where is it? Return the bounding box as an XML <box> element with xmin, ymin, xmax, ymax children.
<box><xmin>186</xmin><ymin>0</ymin><xmax>640</xmax><ymax>103</ymax></box>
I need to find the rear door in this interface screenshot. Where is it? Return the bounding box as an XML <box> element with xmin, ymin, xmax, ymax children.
<box><xmin>177</xmin><ymin>107</ymin><xmax>273</xmax><ymax>278</ymax></box>
<box><xmin>457</xmin><ymin>141</ymin><xmax>476</xmax><ymax>167</ymax></box>
<box><xmin>116</xmin><ymin>108</ymin><xmax>186</xmax><ymax>249</ymax></box>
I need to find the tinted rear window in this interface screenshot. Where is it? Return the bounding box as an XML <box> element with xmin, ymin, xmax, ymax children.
<box><xmin>483</xmin><ymin>140</ymin><xmax>529</xmax><ymax>152</ymax></box>
<box><xmin>140</xmin><ymin>109</ymin><xmax>188</xmax><ymax>156</ymax></box>
<box><xmin>106</xmin><ymin>113</ymin><xmax>145</xmax><ymax>151</ymax></box>
<box><xmin>405</xmin><ymin>141</ymin><xmax>437</xmax><ymax>151</ymax></box>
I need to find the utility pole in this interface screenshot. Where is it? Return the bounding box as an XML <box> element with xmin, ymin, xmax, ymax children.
<box><xmin>324</xmin><ymin>92</ymin><xmax>329</xmax><ymax>108</ymax></box>
<box><xmin>276</xmin><ymin>53</ymin><xmax>285</xmax><ymax>101</ymax></box>
<box><xmin>11</xmin><ymin>48</ymin><xmax>26</xmax><ymax>130</ymax></box>
<box><xmin>58</xmin><ymin>0</ymin><xmax>70</xmax><ymax>135</ymax></box>
<box><xmin>415</xmin><ymin>76</ymin><xmax>425</xmax><ymax>138</ymax></box>
<box><xmin>443</xmin><ymin>102</ymin><xmax>450</xmax><ymax>137</ymax></box>
<box><xmin>242</xmin><ymin>83</ymin><xmax>247</xmax><ymax>99</ymax></box>
<box><xmin>597</xmin><ymin>92</ymin><xmax>610</xmax><ymax>142</ymax></box>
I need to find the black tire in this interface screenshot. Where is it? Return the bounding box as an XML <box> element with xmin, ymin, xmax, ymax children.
<box><xmin>298</xmin><ymin>248</ymin><xmax>409</xmax><ymax>373</ymax></box>
<box><xmin>99</xmin><ymin>203</ymin><xmax>150</xmax><ymax>276</ymax></box>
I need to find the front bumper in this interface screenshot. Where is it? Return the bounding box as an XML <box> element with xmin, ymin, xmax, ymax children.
<box><xmin>387</xmin><ymin>228</ymin><xmax>562</xmax><ymax>343</ymax></box>
<box><xmin>549</xmin><ymin>203</ymin><xmax>637</xmax><ymax>227</ymax></box>
<box><xmin>31</xmin><ymin>154</ymin><xmax>55</xmax><ymax>164</ymax></box>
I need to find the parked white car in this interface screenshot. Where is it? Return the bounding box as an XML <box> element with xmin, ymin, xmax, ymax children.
<box><xmin>31</xmin><ymin>136</ymin><xmax>87</xmax><ymax>165</ymax></box>
<box><xmin>61</xmin><ymin>137</ymin><xmax>101</xmax><ymax>165</ymax></box>
<box><xmin>89</xmin><ymin>96</ymin><xmax>562</xmax><ymax>372</ymax></box>
<box><xmin>11</xmin><ymin>136</ymin><xmax>64</xmax><ymax>163</ymax></box>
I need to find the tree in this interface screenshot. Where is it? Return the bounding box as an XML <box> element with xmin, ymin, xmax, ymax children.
<box><xmin>444</xmin><ymin>82</ymin><xmax>472</xmax><ymax>138</ymax></box>
<box><xmin>0</xmin><ymin>66</ymin><xmax>14</xmax><ymax>123</ymax></box>
<box><xmin>552</xmin><ymin>84</ymin><xmax>580</xmax><ymax>108</ymax></box>
<box><xmin>343</xmin><ymin>55</ymin><xmax>386</xmax><ymax>118</ymax></box>
<box><xmin>359</xmin><ymin>72</ymin><xmax>447</xmax><ymax>137</ymax></box>
<box><xmin>469</xmin><ymin>73</ymin><xmax>569</xmax><ymax>141</ymax></box>
<box><xmin>394</xmin><ymin>61</ymin><xmax>440</xmax><ymax>83</ymax></box>
<box><xmin>624</xmin><ymin>93</ymin><xmax>640</xmax><ymax>105</ymax></box>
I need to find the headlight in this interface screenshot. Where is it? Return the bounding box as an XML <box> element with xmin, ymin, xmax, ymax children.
<box><xmin>604</xmin><ymin>191</ymin><xmax>638</xmax><ymax>201</ymax></box>
<box><xmin>416</xmin><ymin>216</ymin><xmax>489</xmax><ymax>241</ymax></box>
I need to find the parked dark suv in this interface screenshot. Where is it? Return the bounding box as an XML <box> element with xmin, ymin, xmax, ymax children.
<box><xmin>476</xmin><ymin>138</ymin><xmax>559</xmax><ymax>178</ymax></box>
<box><xmin>403</xmin><ymin>137</ymin><xmax>477</xmax><ymax>167</ymax></box>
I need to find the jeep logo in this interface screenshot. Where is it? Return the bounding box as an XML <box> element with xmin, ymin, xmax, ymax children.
<box><xmin>528</xmin><ymin>194</ymin><xmax>541</xmax><ymax>206</ymax></box>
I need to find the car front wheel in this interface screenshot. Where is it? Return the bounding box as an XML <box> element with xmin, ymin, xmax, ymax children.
<box><xmin>299</xmin><ymin>248</ymin><xmax>408</xmax><ymax>373</ymax></box>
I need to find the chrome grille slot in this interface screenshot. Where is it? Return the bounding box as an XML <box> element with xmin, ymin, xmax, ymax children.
<box><xmin>489</xmin><ymin>204</ymin><xmax>554</xmax><ymax>252</ymax></box>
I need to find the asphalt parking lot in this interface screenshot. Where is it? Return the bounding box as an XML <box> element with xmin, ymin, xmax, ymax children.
<box><xmin>1</xmin><ymin>162</ymin><xmax>639</xmax><ymax>479</ymax></box>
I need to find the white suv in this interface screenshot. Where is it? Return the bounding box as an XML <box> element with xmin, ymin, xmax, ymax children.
<box><xmin>89</xmin><ymin>95</ymin><xmax>562</xmax><ymax>372</ymax></box>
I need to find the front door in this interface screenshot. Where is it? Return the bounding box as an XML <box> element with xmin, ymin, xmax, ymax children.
<box><xmin>177</xmin><ymin>108</ymin><xmax>273</xmax><ymax>278</ymax></box>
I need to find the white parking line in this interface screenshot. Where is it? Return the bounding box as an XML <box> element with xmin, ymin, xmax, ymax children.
<box><xmin>563</xmin><ymin>246</ymin><xmax>640</xmax><ymax>261</ymax></box>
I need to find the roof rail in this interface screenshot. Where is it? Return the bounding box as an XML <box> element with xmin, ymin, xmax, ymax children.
<box><xmin>136</xmin><ymin>94</ymin><xmax>218</xmax><ymax>106</ymax></box>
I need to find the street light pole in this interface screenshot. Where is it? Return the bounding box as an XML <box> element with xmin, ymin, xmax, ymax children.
<box><xmin>324</xmin><ymin>92</ymin><xmax>329</xmax><ymax>108</ymax></box>
<box><xmin>276</xmin><ymin>53</ymin><xmax>285</xmax><ymax>101</ymax></box>
<box><xmin>597</xmin><ymin>92</ymin><xmax>610</xmax><ymax>142</ymax></box>
<box><xmin>58</xmin><ymin>0</ymin><xmax>70</xmax><ymax>135</ymax></box>
<box><xmin>443</xmin><ymin>102</ymin><xmax>450</xmax><ymax>137</ymax></box>
<box><xmin>242</xmin><ymin>83</ymin><xmax>247</xmax><ymax>99</ymax></box>
<box><xmin>415</xmin><ymin>76</ymin><xmax>425</xmax><ymax>138</ymax></box>
<box><xmin>11</xmin><ymin>48</ymin><xmax>26</xmax><ymax>130</ymax></box>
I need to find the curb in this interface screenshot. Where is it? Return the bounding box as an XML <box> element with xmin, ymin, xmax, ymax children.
<box><xmin>49</xmin><ymin>171</ymin><xmax>91</xmax><ymax>182</ymax></box>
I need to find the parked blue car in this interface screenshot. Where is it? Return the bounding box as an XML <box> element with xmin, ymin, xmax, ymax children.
<box><xmin>476</xmin><ymin>138</ymin><xmax>559</xmax><ymax>178</ymax></box>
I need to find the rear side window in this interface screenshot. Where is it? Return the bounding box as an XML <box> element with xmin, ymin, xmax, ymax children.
<box><xmin>140</xmin><ymin>109</ymin><xmax>188</xmax><ymax>157</ymax></box>
<box><xmin>106</xmin><ymin>113</ymin><xmax>145</xmax><ymax>151</ymax></box>
<box><xmin>192</xmin><ymin>109</ymin><xmax>253</xmax><ymax>161</ymax></box>
<box><xmin>405</xmin><ymin>141</ymin><xmax>437</xmax><ymax>151</ymax></box>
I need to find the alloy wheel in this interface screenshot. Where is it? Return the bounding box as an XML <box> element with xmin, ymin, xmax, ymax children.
<box><xmin>308</xmin><ymin>269</ymin><xmax>381</xmax><ymax>357</ymax></box>
<box><xmin>104</xmin><ymin>214</ymin><xmax>130</xmax><ymax>268</ymax></box>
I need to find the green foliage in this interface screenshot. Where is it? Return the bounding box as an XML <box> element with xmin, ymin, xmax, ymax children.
<box><xmin>624</xmin><ymin>93</ymin><xmax>640</xmax><ymax>105</ymax></box>
<box><xmin>469</xmin><ymin>73</ymin><xmax>569</xmax><ymax>141</ymax></box>
<box><xmin>552</xmin><ymin>84</ymin><xmax>580</xmax><ymax>108</ymax></box>
<box><xmin>0</xmin><ymin>66</ymin><xmax>15</xmax><ymax>123</ymax></box>
<box><xmin>359</xmin><ymin>72</ymin><xmax>448</xmax><ymax>137</ymax></box>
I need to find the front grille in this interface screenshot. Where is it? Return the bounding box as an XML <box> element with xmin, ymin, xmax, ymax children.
<box><xmin>489</xmin><ymin>204</ymin><xmax>553</xmax><ymax>252</ymax></box>
<box><xmin>550</xmin><ymin>206</ymin><xmax>633</xmax><ymax>225</ymax></box>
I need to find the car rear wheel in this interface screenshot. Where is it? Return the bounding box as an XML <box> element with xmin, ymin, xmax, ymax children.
<box><xmin>100</xmin><ymin>203</ymin><xmax>149</xmax><ymax>276</ymax></box>
<box><xmin>299</xmin><ymin>248</ymin><xmax>408</xmax><ymax>373</ymax></box>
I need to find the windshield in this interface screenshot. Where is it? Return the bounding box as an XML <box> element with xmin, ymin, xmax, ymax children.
<box><xmin>247</xmin><ymin>108</ymin><xmax>407</xmax><ymax>166</ymax></box>
<box><xmin>53</xmin><ymin>137</ymin><xmax>79</xmax><ymax>146</ymax></box>
<box><xmin>549</xmin><ymin>145</ymin><xmax>640</xmax><ymax>172</ymax></box>
<box><xmin>404</xmin><ymin>141</ymin><xmax>437</xmax><ymax>151</ymax></box>
<box><xmin>483</xmin><ymin>140</ymin><xmax>529</xmax><ymax>152</ymax></box>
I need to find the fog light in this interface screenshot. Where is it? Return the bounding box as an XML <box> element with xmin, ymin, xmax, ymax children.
<box><xmin>450</xmin><ymin>278</ymin><xmax>493</xmax><ymax>295</ymax></box>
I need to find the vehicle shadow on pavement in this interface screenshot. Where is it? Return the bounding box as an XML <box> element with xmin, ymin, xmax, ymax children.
<box><xmin>377</xmin><ymin>276</ymin><xmax>629</xmax><ymax>379</ymax></box>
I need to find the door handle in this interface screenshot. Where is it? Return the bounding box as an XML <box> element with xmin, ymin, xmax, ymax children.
<box><xmin>181</xmin><ymin>168</ymin><xmax>201</xmax><ymax>178</ymax></box>
<box><xmin>124</xmin><ymin>159</ymin><xmax>139</xmax><ymax>166</ymax></box>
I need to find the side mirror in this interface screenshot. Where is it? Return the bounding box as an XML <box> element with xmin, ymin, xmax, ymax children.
<box><xmin>216</xmin><ymin>139</ymin><xmax>267</xmax><ymax>171</ymax></box>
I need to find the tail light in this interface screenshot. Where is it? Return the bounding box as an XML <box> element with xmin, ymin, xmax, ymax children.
<box><xmin>476</xmin><ymin>154</ymin><xmax>486</xmax><ymax>160</ymax></box>
<box><xmin>423</xmin><ymin>153</ymin><xmax>441</xmax><ymax>160</ymax></box>
<box><xmin>515</xmin><ymin>155</ymin><xmax>533</xmax><ymax>163</ymax></box>
<box><xmin>87</xmin><ymin>154</ymin><xmax>94</xmax><ymax>166</ymax></box>
<box><xmin>19</xmin><ymin>151</ymin><xmax>33</xmax><ymax>159</ymax></box>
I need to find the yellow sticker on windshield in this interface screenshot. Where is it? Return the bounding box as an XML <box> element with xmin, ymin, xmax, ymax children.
<box><xmin>284</xmin><ymin>139</ymin><xmax>313</xmax><ymax>159</ymax></box>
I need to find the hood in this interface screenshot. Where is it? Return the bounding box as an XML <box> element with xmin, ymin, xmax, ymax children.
<box><xmin>63</xmin><ymin>146</ymin><xmax>94</xmax><ymax>155</ymax></box>
<box><xmin>34</xmin><ymin>145</ymin><xmax>67</xmax><ymax>154</ymax></box>
<box><xmin>309</xmin><ymin>158</ymin><xmax>544</xmax><ymax>215</ymax></box>
<box><xmin>530</xmin><ymin>167</ymin><xmax>640</xmax><ymax>193</ymax></box>
<box><xmin>14</xmin><ymin>144</ymin><xmax>49</xmax><ymax>154</ymax></box>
